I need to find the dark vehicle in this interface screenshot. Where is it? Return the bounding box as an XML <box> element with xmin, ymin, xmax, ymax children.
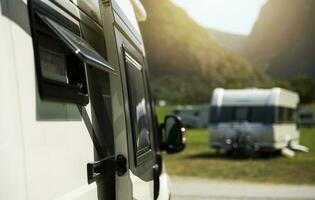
<box><xmin>172</xmin><ymin>105</ymin><xmax>209</xmax><ymax>128</ymax></box>
<box><xmin>298</xmin><ymin>109</ymin><xmax>315</xmax><ymax>127</ymax></box>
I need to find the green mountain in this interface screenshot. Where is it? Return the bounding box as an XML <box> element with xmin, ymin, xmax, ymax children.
<box><xmin>207</xmin><ymin>28</ymin><xmax>247</xmax><ymax>55</ymax></box>
<box><xmin>245</xmin><ymin>0</ymin><xmax>315</xmax><ymax>80</ymax></box>
<box><xmin>139</xmin><ymin>0</ymin><xmax>266</xmax><ymax>104</ymax></box>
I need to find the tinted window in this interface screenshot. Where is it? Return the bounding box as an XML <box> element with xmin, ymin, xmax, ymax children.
<box><xmin>235</xmin><ymin>107</ymin><xmax>249</xmax><ymax>121</ymax></box>
<box><xmin>210</xmin><ymin>106</ymin><xmax>276</xmax><ymax>124</ymax></box>
<box><xmin>32</xmin><ymin>14</ymin><xmax>88</xmax><ymax>105</ymax></box>
<box><xmin>250</xmin><ymin>107</ymin><xmax>274</xmax><ymax>123</ymax></box>
<box><xmin>173</xmin><ymin>109</ymin><xmax>180</xmax><ymax>115</ymax></box>
<box><xmin>217</xmin><ymin>107</ymin><xmax>234</xmax><ymax>122</ymax></box>
<box><xmin>277</xmin><ymin>107</ymin><xmax>296</xmax><ymax>123</ymax></box>
<box><xmin>300</xmin><ymin>113</ymin><xmax>313</xmax><ymax>119</ymax></box>
<box><xmin>125</xmin><ymin>56</ymin><xmax>151</xmax><ymax>155</ymax></box>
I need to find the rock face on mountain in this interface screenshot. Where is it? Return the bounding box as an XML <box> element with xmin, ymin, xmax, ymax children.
<box><xmin>139</xmin><ymin>0</ymin><xmax>265</xmax><ymax>103</ymax></box>
<box><xmin>244</xmin><ymin>0</ymin><xmax>315</xmax><ymax>80</ymax></box>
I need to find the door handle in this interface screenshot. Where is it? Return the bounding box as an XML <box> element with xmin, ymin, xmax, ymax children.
<box><xmin>87</xmin><ymin>154</ymin><xmax>127</xmax><ymax>184</ymax></box>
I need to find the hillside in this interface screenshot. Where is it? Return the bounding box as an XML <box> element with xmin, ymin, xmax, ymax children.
<box><xmin>139</xmin><ymin>0</ymin><xmax>266</xmax><ymax>104</ymax></box>
<box><xmin>207</xmin><ymin>28</ymin><xmax>247</xmax><ymax>55</ymax></box>
<box><xmin>244</xmin><ymin>0</ymin><xmax>315</xmax><ymax>80</ymax></box>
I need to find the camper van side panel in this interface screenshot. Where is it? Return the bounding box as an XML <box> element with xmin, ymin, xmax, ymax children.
<box><xmin>1</xmin><ymin>0</ymin><xmax>98</xmax><ymax>199</ymax></box>
<box><xmin>0</xmin><ymin>6</ymin><xmax>28</xmax><ymax>200</ymax></box>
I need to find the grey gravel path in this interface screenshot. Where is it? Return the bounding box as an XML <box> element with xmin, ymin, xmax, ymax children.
<box><xmin>170</xmin><ymin>176</ymin><xmax>315</xmax><ymax>200</ymax></box>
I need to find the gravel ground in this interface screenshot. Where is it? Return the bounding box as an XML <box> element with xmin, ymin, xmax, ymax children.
<box><xmin>170</xmin><ymin>176</ymin><xmax>315</xmax><ymax>200</ymax></box>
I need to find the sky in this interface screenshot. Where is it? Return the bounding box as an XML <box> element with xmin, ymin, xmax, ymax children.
<box><xmin>171</xmin><ymin>0</ymin><xmax>267</xmax><ymax>35</ymax></box>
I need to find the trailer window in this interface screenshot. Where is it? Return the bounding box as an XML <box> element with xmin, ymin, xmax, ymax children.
<box><xmin>277</xmin><ymin>107</ymin><xmax>296</xmax><ymax>123</ymax></box>
<box><xmin>235</xmin><ymin>107</ymin><xmax>249</xmax><ymax>121</ymax></box>
<box><xmin>210</xmin><ymin>106</ymin><xmax>276</xmax><ymax>124</ymax></box>
<box><xmin>250</xmin><ymin>107</ymin><xmax>276</xmax><ymax>124</ymax></box>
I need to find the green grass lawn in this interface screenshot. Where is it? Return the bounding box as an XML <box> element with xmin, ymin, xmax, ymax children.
<box><xmin>155</xmin><ymin>106</ymin><xmax>172</xmax><ymax>123</ymax></box>
<box><xmin>157</xmin><ymin>105</ymin><xmax>315</xmax><ymax>184</ymax></box>
<box><xmin>163</xmin><ymin>128</ymin><xmax>315</xmax><ymax>185</ymax></box>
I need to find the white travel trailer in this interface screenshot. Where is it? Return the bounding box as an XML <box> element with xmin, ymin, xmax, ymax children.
<box><xmin>0</xmin><ymin>0</ymin><xmax>185</xmax><ymax>199</ymax></box>
<box><xmin>209</xmin><ymin>88</ymin><xmax>300</xmax><ymax>152</ymax></box>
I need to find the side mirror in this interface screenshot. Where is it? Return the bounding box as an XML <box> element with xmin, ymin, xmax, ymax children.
<box><xmin>161</xmin><ymin>115</ymin><xmax>186</xmax><ymax>154</ymax></box>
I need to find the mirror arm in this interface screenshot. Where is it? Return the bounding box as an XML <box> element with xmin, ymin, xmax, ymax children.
<box><xmin>159</xmin><ymin>123</ymin><xmax>166</xmax><ymax>151</ymax></box>
<box><xmin>160</xmin><ymin>142</ymin><xmax>167</xmax><ymax>151</ymax></box>
<box><xmin>159</xmin><ymin>123</ymin><xmax>165</xmax><ymax>131</ymax></box>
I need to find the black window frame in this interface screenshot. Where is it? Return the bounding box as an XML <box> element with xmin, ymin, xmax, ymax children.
<box><xmin>29</xmin><ymin>2</ymin><xmax>89</xmax><ymax>105</ymax></box>
<box><xmin>29</xmin><ymin>1</ymin><xmax>115</xmax><ymax>105</ymax></box>
<box><xmin>123</xmin><ymin>47</ymin><xmax>154</xmax><ymax>166</ymax></box>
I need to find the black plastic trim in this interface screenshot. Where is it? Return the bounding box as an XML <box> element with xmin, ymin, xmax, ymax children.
<box><xmin>87</xmin><ymin>154</ymin><xmax>127</xmax><ymax>184</ymax></box>
<box><xmin>123</xmin><ymin>47</ymin><xmax>154</xmax><ymax>167</ymax></box>
<box><xmin>29</xmin><ymin>0</ymin><xmax>89</xmax><ymax>105</ymax></box>
<box><xmin>38</xmin><ymin>13</ymin><xmax>115</xmax><ymax>74</ymax></box>
<box><xmin>118</xmin><ymin>42</ymin><xmax>154</xmax><ymax>182</ymax></box>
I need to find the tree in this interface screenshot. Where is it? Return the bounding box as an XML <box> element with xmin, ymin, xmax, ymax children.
<box><xmin>289</xmin><ymin>75</ymin><xmax>315</xmax><ymax>103</ymax></box>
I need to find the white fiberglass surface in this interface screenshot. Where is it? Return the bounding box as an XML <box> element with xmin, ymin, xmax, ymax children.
<box><xmin>158</xmin><ymin>173</ymin><xmax>171</xmax><ymax>200</ymax></box>
<box><xmin>129</xmin><ymin>170</ymin><xmax>154</xmax><ymax>200</ymax></box>
<box><xmin>6</xmin><ymin>11</ymin><xmax>98</xmax><ymax>200</ymax></box>
<box><xmin>212</xmin><ymin>88</ymin><xmax>299</xmax><ymax>108</ymax></box>
<box><xmin>0</xmin><ymin>13</ymin><xmax>28</xmax><ymax>200</ymax></box>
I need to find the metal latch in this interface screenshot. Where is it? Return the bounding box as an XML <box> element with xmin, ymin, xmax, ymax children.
<box><xmin>87</xmin><ymin>154</ymin><xmax>127</xmax><ymax>184</ymax></box>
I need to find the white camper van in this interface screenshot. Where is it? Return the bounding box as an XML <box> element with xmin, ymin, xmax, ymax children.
<box><xmin>0</xmin><ymin>0</ymin><xmax>186</xmax><ymax>199</ymax></box>
<box><xmin>209</xmin><ymin>88</ymin><xmax>300</xmax><ymax>152</ymax></box>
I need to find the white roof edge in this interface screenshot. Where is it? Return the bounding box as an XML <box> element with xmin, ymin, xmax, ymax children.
<box><xmin>211</xmin><ymin>88</ymin><xmax>224</xmax><ymax>106</ymax></box>
<box><xmin>214</xmin><ymin>87</ymin><xmax>298</xmax><ymax>95</ymax></box>
<box><xmin>272</xmin><ymin>87</ymin><xmax>299</xmax><ymax>98</ymax></box>
<box><xmin>211</xmin><ymin>87</ymin><xmax>300</xmax><ymax>107</ymax></box>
